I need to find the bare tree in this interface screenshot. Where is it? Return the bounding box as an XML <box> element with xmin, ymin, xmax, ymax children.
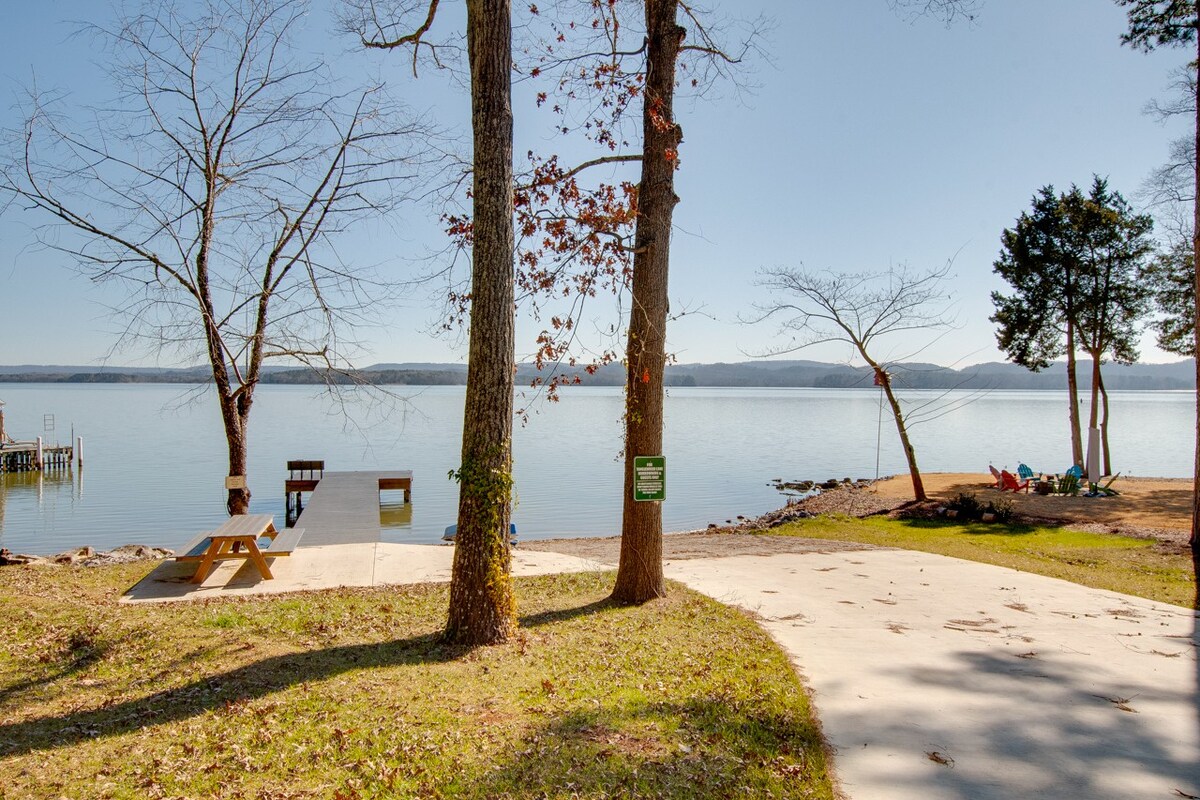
<box><xmin>0</xmin><ymin>0</ymin><xmax>431</xmax><ymax>515</ymax></box>
<box><xmin>508</xmin><ymin>0</ymin><xmax>767</xmax><ymax>604</ymax></box>
<box><xmin>751</xmin><ymin>265</ymin><xmax>956</xmax><ymax>502</ymax></box>
<box><xmin>346</xmin><ymin>0</ymin><xmax>519</xmax><ymax>644</ymax></box>
<box><xmin>1139</xmin><ymin>67</ymin><xmax>1197</xmax><ymax>357</ymax></box>
<box><xmin>1116</xmin><ymin>0</ymin><xmax>1200</xmax><ymax>578</ymax></box>
<box><xmin>515</xmin><ymin>0</ymin><xmax>975</xmax><ymax>601</ymax></box>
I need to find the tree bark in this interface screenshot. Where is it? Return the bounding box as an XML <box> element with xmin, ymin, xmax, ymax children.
<box><xmin>611</xmin><ymin>0</ymin><xmax>683</xmax><ymax>605</ymax></box>
<box><xmin>1086</xmin><ymin>352</ymin><xmax>1101</xmax><ymax>432</ymax></box>
<box><xmin>1085</xmin><ymin>348</ymin><xmax>1103</xmax><ymax>481</ymax></box>
<box><xmin>1099</xmin><ymin>370</ymin><xmax>1112</xmax><ymax>477</ymax></box>
<box><xmin>1065</xmin><ymin>320</ymin><xmax>1084</xmax><ymax>468</ymax></box>
<box><xmin>445</xmin><ymin>0</ymin><xmax>517</xmax><ymax>644</ymax></box>
<box><xmin>1191</xmin><ymin>30</ymin><xmax>1200</xmax><ymax>560</ymax></box>
<box><xmin>877</xmin><ymin>370</ymin><xmax>925</xmax><ymax>501</ymax></box>
<box><xmin>219</xmin><ymin>395</ymin><xmax>252</xmax><ymax>515</ymax></box>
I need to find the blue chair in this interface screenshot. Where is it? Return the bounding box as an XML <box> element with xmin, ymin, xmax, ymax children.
<box><xmin>1017</xmin><ymin>463</ymin><xmax>1039</xmax><ymax>482</ymax></box>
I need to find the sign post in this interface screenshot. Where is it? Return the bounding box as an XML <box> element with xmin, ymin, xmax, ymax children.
<box><xmin>633</xmin><ymin>456</ymin><xmax>666</xmax><ymax>502</ymax></box>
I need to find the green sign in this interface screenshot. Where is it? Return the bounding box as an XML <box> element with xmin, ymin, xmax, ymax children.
<box><xmin>633</xmin><ymin>456</ymin><xmax>666</xmax><ymax>502</ymax></box>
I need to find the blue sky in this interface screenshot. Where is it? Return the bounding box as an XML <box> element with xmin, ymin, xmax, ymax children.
<box><xmin>0</xmin><ymin>0</ymin><xmax>1191</xmax><ymax>368</ymax></box>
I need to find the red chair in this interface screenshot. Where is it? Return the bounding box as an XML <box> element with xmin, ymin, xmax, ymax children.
<box><xmin>1000</xmin><ymin>470</ymin><xmax>1030</xmax><ymax>493</ymax></box>
<box><xmin>988</xmin><ymin>464</ymin><xmax>1003</xmax><ymax>488</ymax></box>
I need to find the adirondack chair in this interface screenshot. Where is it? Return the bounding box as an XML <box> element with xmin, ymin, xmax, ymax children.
<box><xmin>988</xmin><ymin>464</ymin><xmax>1004</xmax><ymax>489</ymax></box>
<box><xmin>1000</xmin><ymin>470</ymin><xmax>1031</xmax><ymax>493</ymax></box>
<box><xmin>1017</xmin><ymin>463</ymin><xmax>1040</xmax><ymax>483</ymax></box>
<box><xmin>1054</xmin><ymin>466</ymin><xmax>1082</xmax><ymax>495</ymax></box>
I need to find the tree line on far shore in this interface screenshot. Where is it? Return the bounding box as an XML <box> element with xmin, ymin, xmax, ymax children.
<box><xmin>1</xmin><ymin>358</ymin><xmax>1194</xmax><ymax>390</ymax></box>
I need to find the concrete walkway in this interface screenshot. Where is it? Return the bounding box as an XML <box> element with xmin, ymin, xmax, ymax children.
<box><xmin>124</xmin><ymin>542</ymin><xmax>1199</xmax><ymax>799</ymax></box>
<box><xmin>122</xmin><ymin>542</ymin><xmax>601</xmax><ymax>602</ymax></box>
<box><xmin>664</xmin><ymin>549</ymin><xmax>1199</xmax><ymax>800</ymax></box>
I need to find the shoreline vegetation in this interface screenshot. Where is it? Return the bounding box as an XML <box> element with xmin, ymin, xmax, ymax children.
<box><xmin>0</xmin><ymin>357</ymin><xmax>1194</xmax><ymax>390</ymax></box>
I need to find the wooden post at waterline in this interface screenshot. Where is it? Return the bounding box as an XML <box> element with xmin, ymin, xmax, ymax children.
<box><xmin>77</xmin><ymin>436</ymin><xmax>83</xmax><ymax>468</ymax></box>
<box><xmin>36</xmin><ymin>437</ymin><xmax>43</xmax><ymax>469</ymax></box>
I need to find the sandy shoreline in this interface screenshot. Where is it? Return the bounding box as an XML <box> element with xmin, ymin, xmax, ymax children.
<box><xmin>870</xmin><ymin>471</ymin><xmax>1192</xmax><ymax>529</ymax></box>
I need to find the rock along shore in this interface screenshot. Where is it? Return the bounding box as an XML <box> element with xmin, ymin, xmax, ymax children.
<box><xmin>0</xmin><ymin>544</ymin><xmax>173</xmax><ymax>567</ymax></box>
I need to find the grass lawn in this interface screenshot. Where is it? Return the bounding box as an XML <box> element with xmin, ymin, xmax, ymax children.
<box><xmin>0</xmin><ymin>564</ymin><xmax>836</xmax><ymax>800</ymax></box>
<box><xmin>769</xmin><ymin>515</ymin><xmax>1197</xmax><ymax>609</ymax></box>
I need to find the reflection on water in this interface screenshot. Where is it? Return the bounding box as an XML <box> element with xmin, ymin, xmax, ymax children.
<box><xmin>379</xmin><ymin>500</ymin><xmax>413</xmax><ymax>533</ymax></box>
<box><xmin>1</xmin><ymin>468</ymin><xmax>80</xmax><ymax>551</ymax></box>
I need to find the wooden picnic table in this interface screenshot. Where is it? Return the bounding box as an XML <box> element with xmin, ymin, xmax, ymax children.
<box><xmin>176</xmin><ymin>514</ymin><xmax>303</xmax><ymax>584</ymax></box>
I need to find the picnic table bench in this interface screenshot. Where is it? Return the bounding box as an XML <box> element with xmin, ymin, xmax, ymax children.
<box><xmin>175</xmin><ymin>514</ymin><xmax>304</xmax><ymax>584</ymax></box>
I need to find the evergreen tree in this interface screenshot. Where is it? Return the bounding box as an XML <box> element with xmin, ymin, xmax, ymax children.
<box><xmin>992</xmin><ymin>180</ymin><xmax>1154</xmax><ymax>476</ymax></box>
<box><xmin>992</xmin><ymin>186</ymin><xmax>1087</xmax><ymax>469</ymax></box>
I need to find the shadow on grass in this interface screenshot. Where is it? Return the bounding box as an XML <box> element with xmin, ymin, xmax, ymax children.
<box><xmin>0</xmin><ymin>631</ymin><xmax>110</xmax><ymax>706</ymax></box>
<box><xmin>0</xmin><ymin>630</ymin><xmax>476</xmax><ymax>757</ymax></box>
<box><xmin>519</xmin><ymin>597</ymin><xmax>618</xmax><ymax>629</ymax></box>
<box><xmin>894</xmin><ymin>518</ymin><xmax>1043</xmax><ymax>537</ymax></box>
<box><xmin>446</xmin><ymin>699</ymin><xmax>829</xmax><ymax>798</ymax></box>
<box><xmin>817</xmin><ymin>642</ymin><xmax>1200</xmax><ymax>799</ymax></box>
<box><xmin>0</xmin><ymin>595</ymin><xmax>636</xmax><ymax>758</ymax></box>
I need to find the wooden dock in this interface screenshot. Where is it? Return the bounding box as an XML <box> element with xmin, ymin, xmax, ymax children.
<box><xmin>292</xmin><ymin>470</ymin><xmax>413</xmax><ymax>546</ymax></box>
<box><xmin>0</xmin><ymin>442</ymin><xmax>75</xmax><ymax>472</ymax></box>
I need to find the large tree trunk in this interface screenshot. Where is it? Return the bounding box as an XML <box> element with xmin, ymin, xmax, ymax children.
<box><xmin>1086</xmin><ymin>352</ymin><xmax>1101</xmax><ymax>431</ymax></box>
<box><xmin>1065</xmin><ymin>320</ymin><xmax>1084</xmax><ymax>468</ymax></box>
<box><xmin>1191</xmin><ymin>31</ymin><xmax>1200</xmax><ymax>566</ymax></box>
<box><xmin>1085</xmin><ymin>350</ymin><xmax>1103</xmax><ymax>481</ymax></box>
<box><xmin>445</xmin><ymin>0</ymin><xmax>517</xmax><ymax>644</ymax></box>
<box><xmin>1099</xmin><ymin>370</ymin><xmax>1112</xmax><ymax>477</ymax></box>
<box><xmin>611</xmin><ymin>0</ymin><xmax>683</xmax><ymax>605</ymax></box>
<box><xmin>219</xmin><ymin>395</ymin><xmax>252</xmax><ymax>515</ymax></box>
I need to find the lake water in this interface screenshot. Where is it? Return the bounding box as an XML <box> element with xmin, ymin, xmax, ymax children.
<box><xmin>0</xmin><ymin>384</ymin><xmax>1193</xmax><ymax>555</ymax></box>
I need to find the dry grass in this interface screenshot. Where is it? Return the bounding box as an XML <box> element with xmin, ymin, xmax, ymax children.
<box><xmin>0</xmin><ymin>564</ymin><xmax>836</xmax><ymax>799</ymax></box>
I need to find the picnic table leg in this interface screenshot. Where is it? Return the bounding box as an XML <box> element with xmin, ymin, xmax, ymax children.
<box><xmin>189</xmin><ymin>541</ymin><xmax>227</xmax><ymax>584</ymax></box>
<box><xmin>245</xmin><ymin>542</ymin><xmax>274</xmax><ymax>580</ymax></box>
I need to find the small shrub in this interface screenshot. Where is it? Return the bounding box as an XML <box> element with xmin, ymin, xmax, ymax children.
<box><xmin>983</xmin><ymin>499</ymin><xmax>1014</xmax><ymax>524</ymax></box>
<box><xmin>947</xmin><ymin>493</ymin><xmax>983</xmax><ymax>520</ymax></box>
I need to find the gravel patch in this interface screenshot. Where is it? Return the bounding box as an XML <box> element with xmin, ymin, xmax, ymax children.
<box><xmin>521</xmin><ymin>485</ymin><xmax>897</xmax><ymax>562</ymax></box>
<box><xmin>520</xmin><ymin>531</ymin><xmax>879</xmax><ymax>563</ymax></box>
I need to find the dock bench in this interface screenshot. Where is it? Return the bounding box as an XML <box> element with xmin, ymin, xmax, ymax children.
<box><xmin>175</xmin><ymin>514</ymin><xmax>304</xmax><ymax>583</ymax></box>
<box><xmin>376</xmin><ymin>471</ymin><xmax>413</xmax><ymax>502</ymax></box>
<box><xmin>285</xmin><ymin>460</ymin><xmax>325</xmax><ymax>524</ymax></box>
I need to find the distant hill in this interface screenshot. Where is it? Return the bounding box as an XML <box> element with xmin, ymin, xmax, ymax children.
<box><xmin>0</xmin><ymin>359</ymin><xmax>1193</xmax><ymax>390</ymax></box>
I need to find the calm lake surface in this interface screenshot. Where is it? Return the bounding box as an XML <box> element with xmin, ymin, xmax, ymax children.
<box><xmin>0</xmin><ymin>384</ymin><xmax>1193</xmax><ymax>555</ymax></box>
